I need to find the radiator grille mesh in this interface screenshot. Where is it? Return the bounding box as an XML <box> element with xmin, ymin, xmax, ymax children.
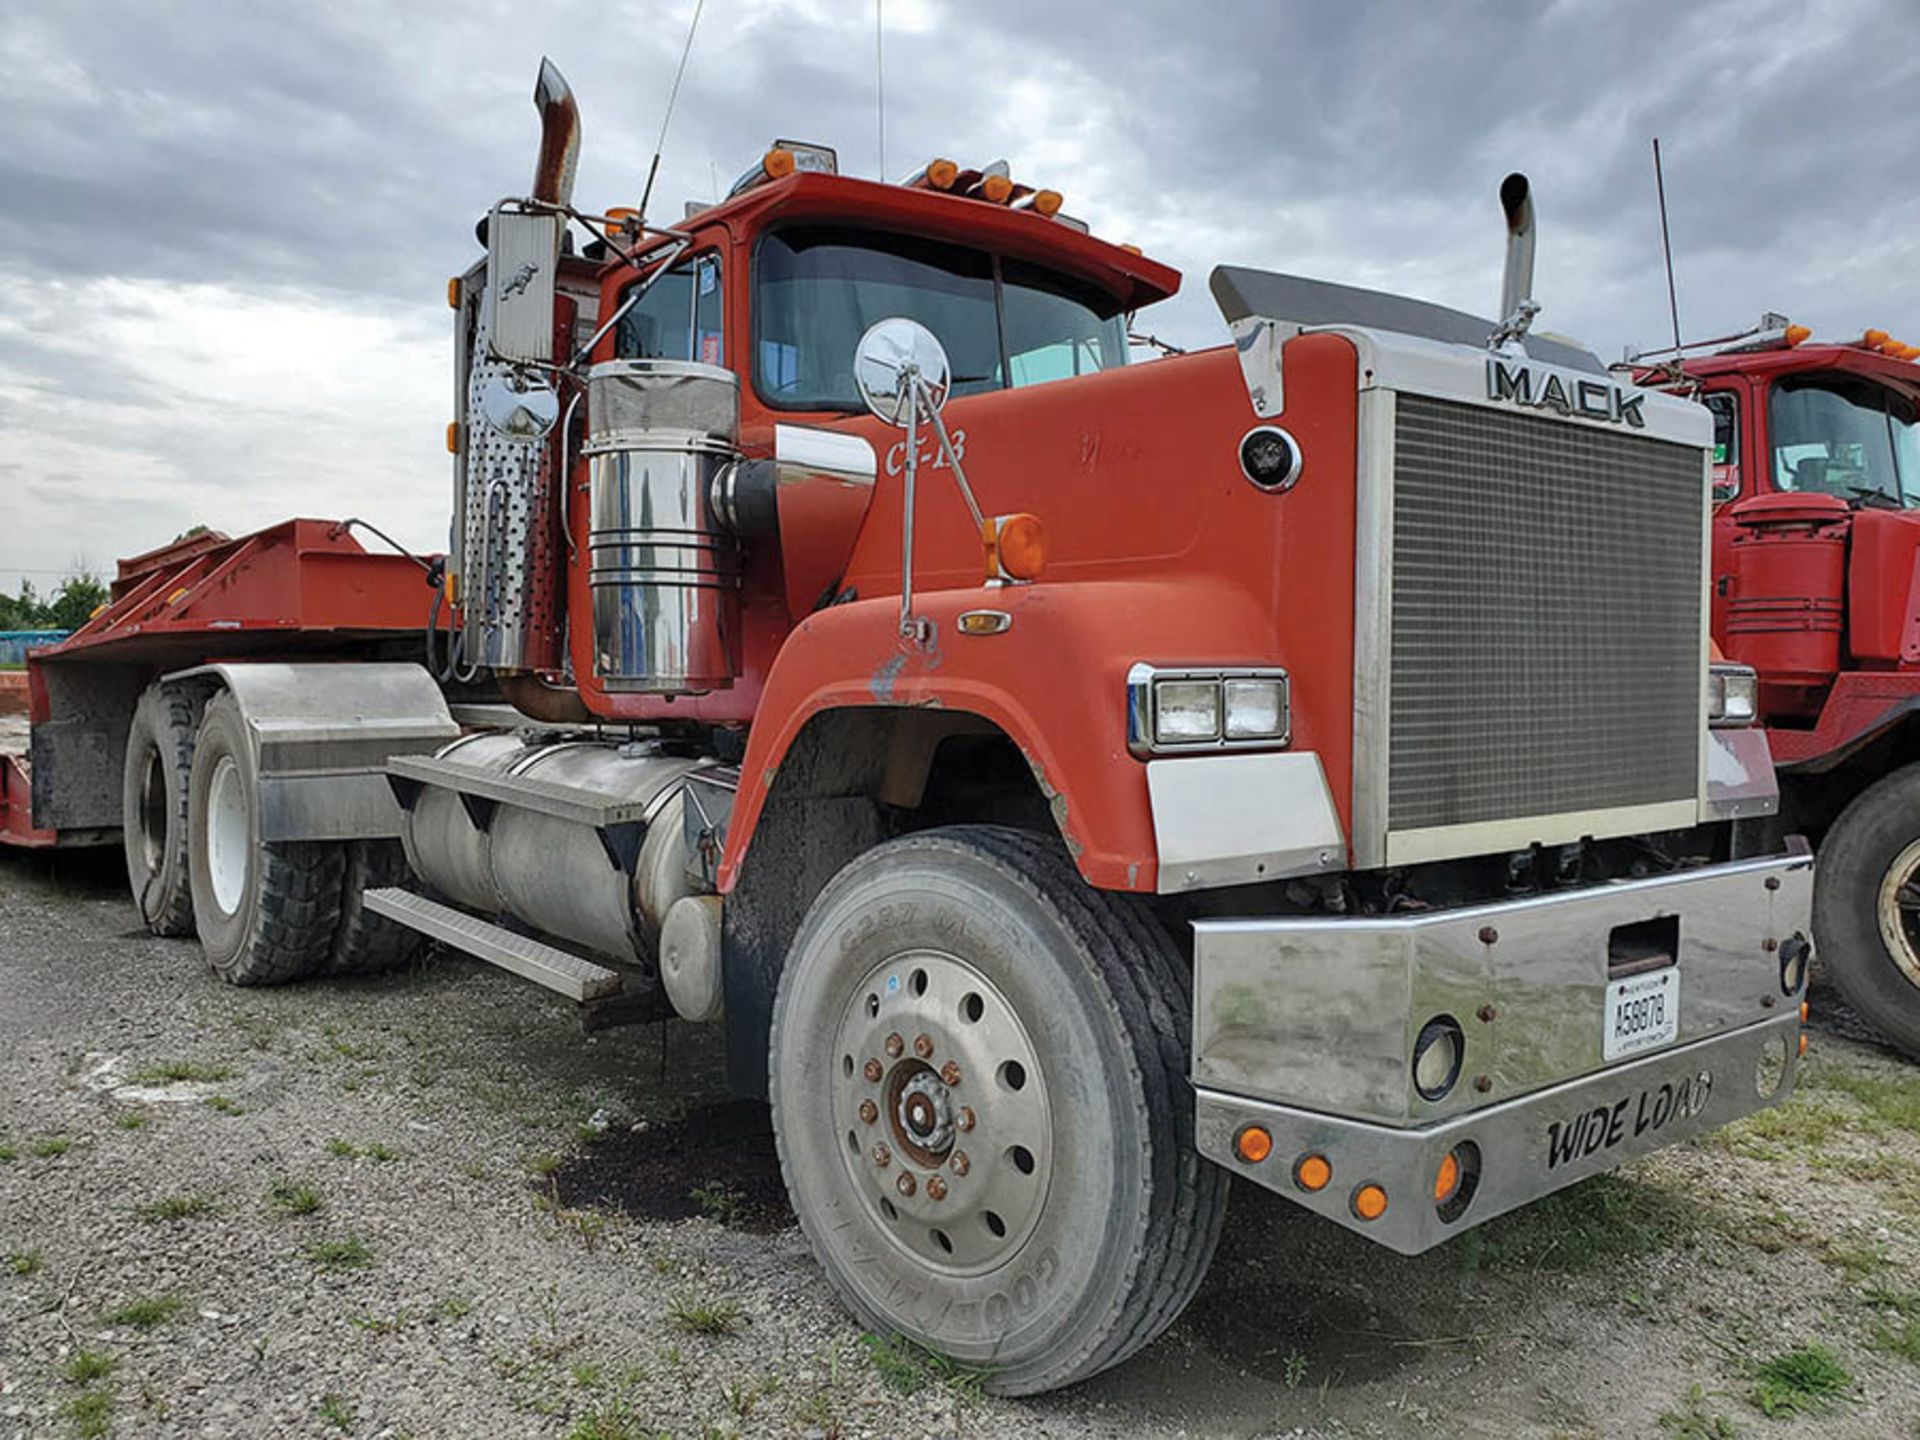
<box><xmin>1386</xmin><ymin>394</ymin><xmax>1704</xmax><ymax>833</ymax></box>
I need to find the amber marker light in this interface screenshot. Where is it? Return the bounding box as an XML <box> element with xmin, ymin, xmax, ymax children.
<box><xmin>446</xmin><ymin>422</ymin><xmax>460</xmax><ymax>454</ymax></box>
<box><xmin>1293</xmin><ymin>1154</ymin><xmax>1332</xmax><ymax>1193</ymax></box>
<box><xmin>1434</xmin><ymin>1151</ymin><xmax>1462</xmax><ymax>1205</ymax></box>
<box><xmin>926</xmin><ymin>158</ymin><xmax>959</xmax><ymax>190</ymax></box>
<box><xmin>1800</xmin><ymin>1000</ymin><xmax>1810</xmax><ymax>1025</ymax></box>
<box><xmin>991</xmin><ymin>513</ymin><xmax>1048</xmax><ymax>582</ymax></box>
<box><xmin>1351</xmin><ymin>1184</ymin><xmax>1389</xmax><ymax>1221</ymax></box>
<box><xmin>1866</xmin><ymin>329</ymin><xmax>1891</xmax><ymax>350</ymax></box>
<box><xmin>763</xmin><ymin>147</ymin><xmax>797</xmax><ymax>180</ymax></box>
<box><xmin>1800</xmin><ymin>1033</ymin><xmax>1810</xmax><ymax>1057</ymax></box>
<box><xmin>1030</xmin><ymin>189</ymin><xmax>1064</xmax><ymax>216</ymax></box>
<box><xmin>446</xmin><ymin>277</ymin><xmax>461</xmax><ymax>309</ymax></box>
<box><xmin>1784</xmin><ymin>323</ymin><xmax>1811</xmax><ymax>346</ymax></box>
<box><xmin>1233</xmin><ymin>1126</ymin><xmax>1273</xmax><ymax>1164</ymax></box>
<box><xmin>979</xmin><ymin>173</ymin><xmax>1014</xmax><ymax>204</ymax></box>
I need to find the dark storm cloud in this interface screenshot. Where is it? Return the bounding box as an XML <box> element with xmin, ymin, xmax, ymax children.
<box><xmin>0</xmin><ymin>0</ymin><xmax>1915</xmax><ymax>587</ymax></box>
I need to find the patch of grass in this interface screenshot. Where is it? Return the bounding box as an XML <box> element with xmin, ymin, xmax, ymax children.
<box><xmin>317</xmin><ymin>1392</ymin><xmax>355</xmax><ymax>1431</ymax></box>
<box><xmin>1821</xmin><ymin>1237</ymin><xmax>1890</xmax><ymax>1283</ymax></box>
<box><xmin>1460</xmin><ymin>1173</ymin><xmax>1694</xmax><ymax>1273</ymax></box>
<box><xmin>0</xmin><ymin>1142</ymin><xmax>15</xmax><ymax>1162</ymax></box>
<box><xmin>351</xmin><ymin>1309</ymin><xmax>414</xmax><ymax>1335</ymax></box>
<box><xmin>66</xmin><ymin>1389</ymin><xmax>112</xmax><ymax>1440</ymax></box>
<box><xmin>265</xmin><ymin>1177</ymin><xmax>323</xmax><ymax>1217</ymax></box>
<box><xmin>6</xmin><ymin>1248</ymin><xmax>44</xmax><ymax>1277</ymax></box>
<box><xmin>1802</xmin><ymin>1064</ymin><xmax>1920</xmax><ymax>1135</ymax></box>
<box><xmin>1658</xmin><ymin>1384</ymin><xmax>1740</xmax><ymax>1438</ymax></box>
<box><xmin>102</xmin><ymin>1293</ymin><xmax>184</xmax><ymax>1329</ymax></box>
<box><xmin>568</xmin><ymin>1402</ymin><xmax>666</xmax><ymax>1440</ymax></box>
<box><xmin>134</xmin><ymin>1192</ymin><xmax>217</xmax><ymax>1223</ymax></box>
<box><xmin>133</xmin><ymin>1060</ymin><xmax>234</xmax><ymax>1084</ymax></box>
<box><xmin>437</xmin><ymin>1295</ymin><xmax>474</xmax><ymax>1321</ymax></box>
<box><xmin>569</xmin><ymin>1359</ymin><xmax>604</xmax><ymax>1388</ymax></box>
<box><xmin>64</xmin><ymin>1351</ymin><xmax>115</xmax><ymax>1384</ymax></box>
<box><xmin>689</xmin><ymin>1181</ymin><xmax>746</xmax><ymax>1228</ymax></box>
<box><xmin>1868</xmin><ymin>1311</ymin><xmax>1920</xmax><ymax>1364</ymax></box>
<box><xmin>526</xmin><ymin>1151</ymin><xmax>561</xmax><ymax>1178</ymax></box>
<box><xmin>666</xmin><ymin>1291</ymin><xmax>744</xmax><ymax>1337</ymax></box>
<box><xmin>860</xmin><ymin>1332</ymin><xmax>987</xmax><ymax>1398</ymax></box>
<box><xmin>1715</xmin><ymin>1096</ymin><xmax>1851</xmax><ymax>1157</ymax></box>
<box><xmin>28</xmin><ymin>1136</ymin><xmax>73</xmax><ymax>1158</ymax></box>
<box><xmin>364</xmin><ymin>1142</ymin><xmax>397</xmax><ymax>1163</ymax></box>
<box><xmin>203</xmin><ymin>1094</ymin><xmax>244</xmax><ymax>1116</ymax></box>
<box><xmin>304</xmin><ymin>1236</ymin><xmax>374</xmax><ymax>1272</ymax></box>
<box><xmin>324</xmin><ymin>1138</ymin><xmax>358</xmax><ymax>1158</ymax></box>
<box><xmin>1750</xmin><ymin>1345</ymin><xmax>1852</xmax><ymax>1418</ymax></box>
<box><xmin>115</xmin><ymin>1111</ymin><xmax>149</xmax><ymax>1131</ymax></box>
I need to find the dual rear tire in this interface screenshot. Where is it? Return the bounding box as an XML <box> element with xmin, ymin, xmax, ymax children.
<box><xmin>122</xmin><ymin>684</ymin><xmax>420</xmax><ymax>984</ymax></box>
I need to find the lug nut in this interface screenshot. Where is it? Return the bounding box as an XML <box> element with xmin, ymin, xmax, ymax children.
<box><xmin>926</xmin><ymin>1175</ymin><xmax>948</xmax><ymax>1201</ymax></box>
<box><xmin>956</xmin><ymin>1106</ymin><xmax>976</xmax><ymax>1132</ymax></box>
<box><xmin>913</xmin><ymin>1033</ymin><xmax>935</xmax><ymax>1059</ymax></box>
<box><xmin>863</xmin><ymin>1058</ymin><xmax>884</xmax><ymax>1083</ymax></box>
<box><xmin>940</xmin><ymin>1060</ymin><xmax>963</xmax><ymax>1087</ymax></box>
<box><xmin>858</xmin><ymin>1099</ymin><xmax>879</xmax><ymax>1125</ymax></box>
<box><xmin>871</xmin><ymin>1142</ymin><xmax>891</xmax><ymax>1168</ymax></box>
<box><xmin>885</xmin><ymin>1033</ymin><xmax>905</xmax><ymax>1059</ymax></box>
<box><xmin>896</xmin><ymin>1172</ymin><xmax>917</xmax><ymax>1197</ymax></box>
<box><xmin>949</xmin><ymin>1150</ymin><xmax>970</xmax><ymax>1176</ymax></box>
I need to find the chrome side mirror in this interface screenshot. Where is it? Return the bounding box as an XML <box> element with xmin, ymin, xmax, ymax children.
<box><xmin>854</xmin><ymin>318</ymin><xmax>952</xmax><ymax>427</ymax></box>
<box><xmin>485</xmin><ymin>205</ymin><xmax>562</xmax><ymax>364</ymax></box>
<box><xmin>477</xmin><ymin>368</ymin><xmax>560</xmax><ymax>440</ymax></box>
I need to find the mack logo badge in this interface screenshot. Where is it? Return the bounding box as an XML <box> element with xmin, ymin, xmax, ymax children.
<box><xmin>502</xmin><ymin>261</ymin><xmax>541</xmax><ymax>298</ymax></box>
<box><xmin>1487</xmin><ymin>359</ymin><xmax>1645</xmax><ymax>429</ymax></box>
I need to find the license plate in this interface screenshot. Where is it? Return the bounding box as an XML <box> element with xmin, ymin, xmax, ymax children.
<box><xmin>1604</xmin><ymin>967</ymin><xmax>1679</xmax><ymax>1061</ymax></box>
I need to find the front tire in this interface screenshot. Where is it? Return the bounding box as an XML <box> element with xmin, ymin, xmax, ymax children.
<box><xmin>1814</xmin><ymin>762</ymin><xmax>1920</xmax><ymax>1058</ymax></box>
<box><xmin>187</xmin><ymin>692</ymin><xmax>343</xmax><ymax>985</ymax></box>
<box><xmin>769</xmin><ymin>826</ymin><xmax>1226</xmax><ymax>1395</ymax></box>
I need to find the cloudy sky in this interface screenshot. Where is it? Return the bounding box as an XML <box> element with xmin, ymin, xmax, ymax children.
<box><xmin>2</xmin><ymin>0</ymin><xmax>1915</xmax><ymax>596</ymax></box>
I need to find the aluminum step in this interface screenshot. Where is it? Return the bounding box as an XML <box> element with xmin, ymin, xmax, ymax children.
<box><xmin>386</xmin><ymin>753</ymin><xmax>673</xmax><ymax>829</ymax></box>
<box><xmin>362</xmin><ymin>888</ymin><xmax>625</xmax><ymax>1002</ymax></box>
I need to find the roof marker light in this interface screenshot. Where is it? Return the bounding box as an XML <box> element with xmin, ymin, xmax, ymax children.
<box><xmin>1784</xmin><ymin>324</ymin><xmax>1811</xmax><ymax>347</ymax></box>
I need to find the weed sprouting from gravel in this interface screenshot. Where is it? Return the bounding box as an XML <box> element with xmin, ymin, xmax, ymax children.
<box><xmin>65</xmin><ymin>1389</ymin><xmax>111</xmax><ymax>1439</ymax></box>
<box><xmin>365</xmin><ymin>1142</ymin><xmax>398</xmax><ymax>1163</ymax></box>
<box><xmin>569</xmin><ymin>1359</ymin><xmax>603</xmax><ymax>1389</ymax></box>
<box><xmin>203</xmin><ymin>1094</ymin><xmax>244</xmax><ymax>1116</ymax></box>
<box><xmin>265</xmin><ymin>1178</ymin><xmax>323</xmax><ymax>1217</ymax></box>
<box><xmin>437</xmin><ymin>1295</ymin><xmax>474</xmax><ymax>1320</ymax></box>
<box><xmin>860</xmin><ymin>1332</ymin><xmax>986</xmax><ymax>1398</ymax></box>
<box><xmin>115</xmin><ymin>1111</ymin><xmax>148</xmax><ymax>1131</ymax></box>
<box><xmin>63</xmin><ymin>1351</ymin><xmax>114</xmax><ymax>1384</ymax></box>
<box><xmin>317</xmin><ymin>1392</ymin><xmax>355</xmax><ymax>1431</ymax></box>
<box><xmin>1657</xmin><ymin>1384</ymin><xmax>1739</xmax><ymax>1437</ymax></box>
<box><xmin>324</xmin><ymin>1138</ymin><xmax>358</xmax><ymax>1158</ymax></box>
<box><xmin>688</xmin><ymin>1181</ymin><xmax>746</xmax><ymax>1227</ymax></box>
<box><xmin>304</xmin><ymin>1236</ymin><xmax>374</xmax><ymax>1272</ymax></box>
<box><xmin>567</xmin><ymin>1401</ymin><xmax>664</xmax><ymax>1440</ymax></box>
<box><xmin>6</xmin><ymin>1248</ymin><xmax>44</xmax><ymax>1277</ymax></box>
<box><xmin>1750</xmin><ymin>1345</ymin><xmax>1853</xmax><ymax>1417</ymax></box>
<box><xmin>0</xmin><ymin>1142</ymin><xmax>14</xmax><ymax>1161</ymax></box>
<box><xmin>28</xmin><ymin>1136</ymin><xmax>73</xmax><ymax>1158</ymax></box>
<box><xmin>1457</xmin><ymin>1172</ymin><xmax>1695</xmax><ymax>1272</ymax></box>
<box><xmin>666</xmin><ymin>1291</ymin><xmax>744</xmax><ymax>1337</ymax></box>
<box><xmin>527</xmin><ymin>1151</ymin><xmax>561</xmax><ymax>1178</ymax></box>
<box><xmin>102</xmin><ymin>1294</ymin><xmax>184</xmax><ymax>1329</ymax></box>
<box><xmin>133</xmin><ymin>1060</ymin><xmax>234</xmax><ymax>1084</ymax></box>
<box><xmin>351</xmin><ymin>1309</ymin><xmax>414</xmax><ymax>1335</ymax></box>
<box><xmin>134</xmin><ymin>1192</ymin><xmax>217</xmax><ymax>1223</ymax></box>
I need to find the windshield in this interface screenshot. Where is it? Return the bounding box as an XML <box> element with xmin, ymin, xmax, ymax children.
<box><xmin>1770</xmin><ymin>374</ymin><xmax>1920</xmax><ymax>507</ymax></box>
<box><xmin>754</xmin><ymin>226</ymin><xmax>1128</xmax><ymax>409</ymax></box>
<box><xmin>614</xmin><ymin>253</ymin><xmax>724</xmax><ymax>365</ymax></box>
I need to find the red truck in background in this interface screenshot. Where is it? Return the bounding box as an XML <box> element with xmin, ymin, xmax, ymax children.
<box><xmin>1635</xmin><ymin>321</ymin><xmax>1920</xmax><ymax>1055</ymax></box>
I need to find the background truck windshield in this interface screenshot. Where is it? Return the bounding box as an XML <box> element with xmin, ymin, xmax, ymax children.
<box><xmin>1771</xmin><ymin>373</ymin><xmax>1920</xmax><ymax>507</ymax></box>
<box><xmin>754</xmin><ymin>225</ymin><xmax>1128</xmax><ymax>409</ymax></box>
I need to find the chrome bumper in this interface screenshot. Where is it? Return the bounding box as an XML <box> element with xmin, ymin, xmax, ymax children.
<box><xmin>1196</xmin><ymin>1010</ymin><xmax>1802</xmax><ymax>1254</ymax></box>
<box><xmin>1189</xmin><ymin>841</ymin><xmax>1814</xmax><ymax>1253</ymax></box>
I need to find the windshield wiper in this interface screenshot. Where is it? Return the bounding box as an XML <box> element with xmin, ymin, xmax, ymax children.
<box><xmin>1843</xmin><ymin>486</ymin><xmax>1903</xmax><ymax>511</ymax></box>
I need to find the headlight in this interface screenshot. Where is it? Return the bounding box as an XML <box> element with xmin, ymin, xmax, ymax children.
<box><xmin>1128</xmin><ymin>665</ymin><xmax>1291</xmax><ymax>756</ymax></box>
<box><xmin>1708</xmin><ymin>663</ymin><xmax>1759</xmax><ymax>728</ymax></box>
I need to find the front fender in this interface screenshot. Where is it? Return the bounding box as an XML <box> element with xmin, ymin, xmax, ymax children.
<box><xmin>720</xmin><ymin>578</ymin><xmax>1280</xmax><ymax>894</ymax></box>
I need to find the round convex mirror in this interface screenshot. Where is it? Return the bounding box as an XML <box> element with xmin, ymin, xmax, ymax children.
<box><xmin>853</xmin><ymin>318</ymin><xmax>951</xmax><ymax>428</ymax></box>
<box><xmin>477</xmin><ymin>368</ymin><xmax>560</xmax><ymax>440</ymax></box>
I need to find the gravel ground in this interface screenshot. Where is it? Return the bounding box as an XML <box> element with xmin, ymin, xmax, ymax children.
<box><xmin>5</xmin><ymin>849</ymin><xmax>1920</xmax><ymax>1439</ymax></box>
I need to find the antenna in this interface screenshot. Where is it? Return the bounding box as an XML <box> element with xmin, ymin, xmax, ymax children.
<box><xmin>638</xmin><ymin>0</ymin><xmax>707</xmax><ymax>225</ymax></box>
<box><xmin>1652</xmin><ymin>137</ymin><xmax>1682</xmax><ymax>353</ymax></box>
<box><xmin>875</xmin><ymin>0</ymin><xmax>886</xmax><ymax>180</ymax></box>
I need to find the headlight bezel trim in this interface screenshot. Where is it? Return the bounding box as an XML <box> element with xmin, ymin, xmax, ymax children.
<box><xmin>1127</xmin><ymin>663</ymin><xmax>1293</xmax><ymax>758</ymax></box>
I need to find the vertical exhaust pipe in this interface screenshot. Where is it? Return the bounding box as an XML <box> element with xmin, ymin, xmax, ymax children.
<box><xmin>1498</xmin><ymin>172</ymin><xmax>1536</xmax><ymax>329</ymax></box>
<box><xmin>532</xmin><ymin>59</ymin><xmax>580</xmax><ymax>209</ymax></box>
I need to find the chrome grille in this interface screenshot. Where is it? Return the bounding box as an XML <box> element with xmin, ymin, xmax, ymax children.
<box><xmin>1386</xmin><ymin>394</ymin><xmax>1703</xmax><ymax>834</ymax></box>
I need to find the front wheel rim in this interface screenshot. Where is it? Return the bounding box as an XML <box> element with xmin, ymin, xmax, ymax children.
<box><xmin>830</xmin><ymin>949</ymin><xmax>1053</xmax><ymax>1277</ymax></box>
<box><xmin>1875</xmin><ymin>837</ymin><xmax>1920</xmax><ymax>992</ymax></box>
<box><xmin>205</xmin><ymin>755</ymin><xmax>250</xmax><ymax>916</ymax></box>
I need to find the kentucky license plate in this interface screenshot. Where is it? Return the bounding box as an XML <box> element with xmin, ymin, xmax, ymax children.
<box><xmin>1604</xmin><ymin>968</ymin><xmax>1679</xmax><ymax>1061</ymax></box>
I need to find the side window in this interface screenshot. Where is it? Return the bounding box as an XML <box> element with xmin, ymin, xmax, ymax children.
<box><xmin>614</xmin><ymin>254</ymin><xmax>723</xmax><ymax>365</ymax></box>
<box><xmin>1703</xmin><ymin>391</ymin><xmax>1739</xmax><ymax>501</ymax></box>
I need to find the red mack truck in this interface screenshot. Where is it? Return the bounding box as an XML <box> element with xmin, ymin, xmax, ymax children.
<box><xmin>1630</xmin><ymin>321</ymin><xmax>1920</xmax><ymax>1058</ymax></box>
<box><xmin>1</xmin><ymin>70</ymin><xmax>1815</xmax><ymax>1391</ymax></box>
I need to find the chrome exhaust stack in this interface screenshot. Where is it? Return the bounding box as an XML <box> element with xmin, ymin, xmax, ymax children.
<box><xmin>532</xmin><ymin>58</ymin><xmax>580</xmax><ymax>208</ymax></box>
<box><xmin>1491</xmin><ymin>172</ymin><xmax>1540</xmax><ymax>347</ymax></box>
